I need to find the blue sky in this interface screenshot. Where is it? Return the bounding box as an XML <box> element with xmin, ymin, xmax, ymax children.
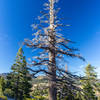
<box><xmin>0</xmin><ymin>0</ymin><xmax>100</xmax><ymax>78</ymax></box>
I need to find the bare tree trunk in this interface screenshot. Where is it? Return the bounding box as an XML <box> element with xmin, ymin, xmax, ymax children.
<box><xmin>48</xmin><ymin>50</ymin><xmax>57</xmax><ymax>100</ymax></box>
<box><xmin>15</xmin><ymin>76</ymin><xmax>19</xmax><ymax>100</ymax></box>
<box><xmin>48</xmin><ymin>0</ymin><xmax>57</xmax><ymax>100</ymax></box>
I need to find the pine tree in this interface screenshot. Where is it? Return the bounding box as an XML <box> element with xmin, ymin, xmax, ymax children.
<box><xmin>85</xmin><ymin>64</ymin><xmax>97</xmax><ymax>80</ymax></box>
<box><xmin>0</xmin><ymin>76</ymin><xmax>6</xmax><ymax>96</ymax></box>
<box><xmin>6</xmin><ymin>48</ymin><xmax>32</xmax><ymax>100</ymax></box>
<box><xmin>0</xmin><ymin>76</ymin><xmax>3</xmax><ymax>96</ymax></box>
<box><xmin>24</xmin><ymin>0</ymin><xmax>84</xmax><ymax>100</ymax></box>
<box><xmin>81</xmin><ymin>64</ymin><xmax>97</xmax><ymax>100</ymax></box>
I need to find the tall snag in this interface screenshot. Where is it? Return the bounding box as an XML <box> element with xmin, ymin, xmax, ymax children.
<box><xmin>24</xmin><ymin>0</ymin><xmax>84</xmax><ymax>100</ymax></box>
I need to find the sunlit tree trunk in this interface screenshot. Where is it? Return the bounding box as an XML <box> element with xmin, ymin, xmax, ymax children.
<box><xmin>48</xmin><ymin>0</ymin><xmax>57</xmax><ymax>100</ymax></box>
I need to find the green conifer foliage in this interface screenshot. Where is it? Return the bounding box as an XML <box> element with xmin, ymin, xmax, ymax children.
<box><xmin>0</xmin><ymin>76</ymin><xmax>3</xmax><ymax>96</ymax></box>
<box><xmin>6</xmin><ymin>48</ymin><xmax>32</xmax><ymax>100</ymax></box>
<box><xmin>81</xmin><ymin>64</ymin><xmax>97</xmax><ymax>100</ymax></box>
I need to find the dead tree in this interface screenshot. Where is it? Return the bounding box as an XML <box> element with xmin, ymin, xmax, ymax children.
<box><xmin>24</xmin><ymin>0</ymin><xmax>85</xmax><ymax>100</ymax></box>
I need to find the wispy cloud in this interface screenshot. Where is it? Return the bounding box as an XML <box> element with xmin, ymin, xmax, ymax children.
<box><xmin>95</xmin><ymin>67</ymin><xmax>100</xmax><ymax>79</ymax></box>
<box><xmin>76</xmin><ymin>64</ymin><xmax>86</xmax><ymax>76</ymax></box>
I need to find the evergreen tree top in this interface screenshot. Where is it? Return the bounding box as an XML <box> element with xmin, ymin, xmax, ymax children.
<box><xmin>85</xmin><ymin>64</ymin><xmax>97</xmax><ymax>80</ymax></box>
<box><xmin>17</xmin><ymin>47</ymin><xmax>24</xmax><ymax>55</ymax></box>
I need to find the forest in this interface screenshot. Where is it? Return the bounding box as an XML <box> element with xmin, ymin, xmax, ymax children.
<box><xmin>0</xmin><ymin>0</ymin><xmax>100</xmax><ymax>100</ymax></box>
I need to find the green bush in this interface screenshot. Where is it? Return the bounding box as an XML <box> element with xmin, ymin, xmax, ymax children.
<box><xmin>0</xmin><ymin>95</ymin><xmax>7</xmax><ymax>100</ymax></box>
<box><xmin>26</xmin><ymin>96</ymin><xmax>46</xmax><ymax>100</ymax></box>
<box><xmin>98</xmin><ymin>96</ymin><xmax>100</xmax><ymax>100</ymax></box>
<box><xmin>4</xmin><ymin>88</ymin><xmax>14</xmax><ymax>97</ymax></box>
<box><xmin>35</xmin><ymin>96</ymin><xmax>47</xmax><ymax>100</ymax></box>
<box><xmin>25</xmin><ymin>98</ymin><xmax>33</xmax><ymax>100</ymax></box>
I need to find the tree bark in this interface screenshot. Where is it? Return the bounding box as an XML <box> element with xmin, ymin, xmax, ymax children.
<box><xmin>48</xmin><ymin>1</ymin><xmax>57</xmax><ymax>100</ymax></box>
<box><xmin>15</xmin><ymin>76</ymin><xmax>19</xmax><ymax>100</ymax></box>
<box><xmin>48</xmin><ymin>49</ymin><xmax>57</xmax><ymax>100</ymax></box>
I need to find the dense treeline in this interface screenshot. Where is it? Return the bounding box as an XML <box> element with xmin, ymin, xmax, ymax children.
<box><xmin>0</xmin><ymin>49</ymin><xmax>100</xmax><ymax>100</ymax></box>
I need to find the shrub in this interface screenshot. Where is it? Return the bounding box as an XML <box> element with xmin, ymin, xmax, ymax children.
<box><xmin>0</xmin><ymin>95</ymin><xmax>7</xmax><ymax>100</ymax></box>
<box><xmin>26</xmin><ymin>96</ymin><xmax>46</xmax><ymax>100</ymax></box>
<box><xmin>98</xmin><ymin>96</ymin><xmax>100</xmax><ymax>100</ymax></box>
<box><xmin>25</xmin><ymin>98</ymin><xmax>33</xmax><ymax>100</ymax></box>
<box><xmin>4</xmin><ymin>88</ymin><xmax>14</xmax><ymax>97</ymax></box>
